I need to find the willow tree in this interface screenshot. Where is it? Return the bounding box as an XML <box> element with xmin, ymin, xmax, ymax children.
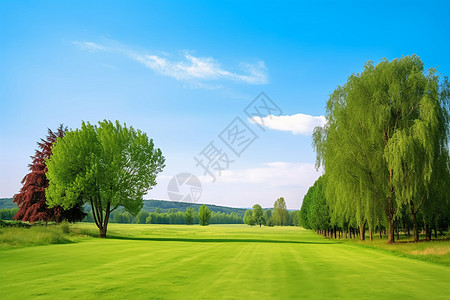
<box><xmin>46</xmin><ymin>120</ymin><xmax>165</xmax><ymax>238</ymax></box>
<box><xmin>314</xmin><ymin>55</ymin><xmax>449</xmax><ymax>243</ymax></box>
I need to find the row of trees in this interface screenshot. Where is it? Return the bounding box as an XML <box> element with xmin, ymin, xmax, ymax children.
<box><xmin>244</xmin><ymin>198</ymin><xmax>300</xmax><ymax>227</ymax></box>
<box><xmin>301</xmin><ymin>175</ymin><xmax>450</xmax><ymax>240</ymax></box>
<box><xmin>0</xmin><ymin>208</ymin><xmax>19</xmax><ymax>220</ymax></box>
<box><xmin>308</xmin><ymin>56</ymin><xmax>450</xmax><ymax>243</ymax></box>
<box><xmin>85</xmin><ymin>206</ymin><xmax>242</xmax><ymax>225</ymax></box>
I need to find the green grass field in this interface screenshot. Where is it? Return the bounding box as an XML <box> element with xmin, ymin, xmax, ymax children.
<box><xmin>1</xmin><ymin>224</ymin><xmax>449</xmax><ymax>299</ymax></box>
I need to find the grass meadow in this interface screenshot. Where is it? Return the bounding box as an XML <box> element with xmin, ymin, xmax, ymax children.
<box><xmin>1</xmin><ymin>223</ymin><xmax>449</xmax><ymax>299</ymax></box>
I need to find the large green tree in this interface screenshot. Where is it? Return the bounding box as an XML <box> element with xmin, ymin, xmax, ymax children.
<box><xmin>46</xmin><ymin>120</ymin><xmax>165</xmax><ymax>238</ymax></box>
<box><xmin>198</xmin><ymin>204</ymin><xmax>211</xmax><ymax>226</ymax></box>
<box><xmin>313</xmin><ymin>55</ymin><xmax>449</xmax><ymax>243</ymax></box>
<box><xmin>273</xmin><ymin>197</ymin><xmax>288</xmax><ymax>226</ymax></box>
<box><xmin>252</xmin><ymin>204</ymin><xmax>264</xmax><ymax>227</ymax></box>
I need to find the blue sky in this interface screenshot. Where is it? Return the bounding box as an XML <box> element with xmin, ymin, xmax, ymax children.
<box><xmin>1</xmin><ymin>0</ymin><xmax>449</xmax><ymax>209</ymax></box>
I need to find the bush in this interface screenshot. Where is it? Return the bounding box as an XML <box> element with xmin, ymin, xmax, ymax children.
<box><xmin>0</xmin><ymin>225</ymin><xmax>73</xmax><ymax>247</ymax></box>
<box><xmin>61</xmin><ymin>221</ymin><xmax>70</xmax><ymax>234</ymax></box>
<box><xmin>0</xmin><ymin>219</ymin><xmax>31</xmax><ymax>228</ymax></box>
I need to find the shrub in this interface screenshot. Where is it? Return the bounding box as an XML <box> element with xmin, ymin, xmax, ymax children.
<box><xmin>0</xmin><ymin>219</ymin><xmax>31</xmax><ymax>228</ymax></box>
<box><xmin>61</xmin><ymin>221</ymin><xmax>70</xmax><ymax>234</ymax></box>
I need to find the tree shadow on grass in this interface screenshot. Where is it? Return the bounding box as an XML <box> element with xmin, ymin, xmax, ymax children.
<box><xmin>107</xmin><ymin>236</ymin><xmax>342</xmax><ymax>245</ymax></box>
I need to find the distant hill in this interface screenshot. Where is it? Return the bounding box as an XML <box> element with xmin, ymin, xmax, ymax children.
<box><xmin>141</xmin><ymin>199</ymin><xmax>247</xmax><ymax>217</ymax></box>
<box><xmin>0</xmin><ymin>198</ymin><xmax>247</xmax><ymax>217</ymax></box>
<box><xmin>0</xmin><ymin>198</ymin><xmax>15</xmax><ymax>209</ymax></box>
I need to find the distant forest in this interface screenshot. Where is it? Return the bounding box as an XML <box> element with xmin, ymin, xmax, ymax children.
<box><xmin>0</xmin><ymin>198</ymin><xmax>248</xmax><ymax>224</ymax></box>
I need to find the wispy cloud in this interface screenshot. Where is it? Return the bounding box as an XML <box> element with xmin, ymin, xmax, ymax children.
<box><xmin>250</xmin><ymin>113</ymin><xmax>326</xmax><ymax>135</ymax></box>
<box><xmin>73</xmin><ymin>40</ymin><xmax>268</xmax><ymax>87</ymax></box>
<box><xmin>73</xmin><ymin>41</ymin><xmax>105</xmax><ymax>52</ymax></box>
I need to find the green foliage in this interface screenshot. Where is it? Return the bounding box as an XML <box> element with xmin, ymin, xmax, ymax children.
<box><xmin>112</xmin><ymin>210</ymin><xmax>132</xmax><ymax>223</ymax></box>
<box><xmin>252</xmin><ymin>204</ymin><xmax>264</xmax><ymax>227</ymax></box>
<box><xmin>0</xmin><ymin>198</ymin><xmax>16</xmax><ymax>209</ymax></box>
<box><xmin>300</xmin><ymin>186</ymin><xmax>314</xmax><ymax>229</ymax></box>
<box><xmin>184</xmin><ymin>207</ymin><xmax>194</xmax><ymax>225</ymax></box>
<box><xmin>290</xmin><ymin>210</ymin><xmax>300</xmax><ymax>226</ymax></box>
<box><xmin>264</xmin><ymin>209</ymin><xmax>274</xmax><ymax>226</ymax></box>
<box><xmin>61</xmin><ymin>221</ymin><xmax>70</xmax><ymax>234</ymax></box>
<box><xmin>140</xmin><ymin>199</ymin><xmax>246</xmax><ymax>217</ymax></box>
<box><xmin>198</xmin><ymin>204</ymin><xmax>211</xmax><ymax>226</ymax></box>
<box><xmin>313</xmin><ymin>56</ymin><xmax>450</xmax><ymax>242</ymax></box>
<box><xmin>0</xmin><ymin>223</ymin><xmax>75</xmax><ymax>247</ymax></box>
<box><xmin>273</xmin><ymin>197</ymin><xmax>288</xmax><ymax>226</ymax></box>
<box><xmin>134</xmin><ymin>211</ymin><xmax>150</xmax><ymax>224</ymax></box>
<box><xmin>243</xmin><ymin>209</ymin><xmax>255</xmax><ymax>226</ymax></box>
<box><xmin>46</xmin><ymin>120</ymin><xmax>165</xmax><ymax>237</ymax></box>
<box><xmin>0</xmin><ymin>208</ymin><xmax>19</xmax><ymax>220</ymax></box>
<box><xmin>307</xmin><ymin>177</ymin><xmax>330</xmax><ymax>230</ymax></box>
<box><xmin>0</xmin><ymin>219</ymin><xmax>31</xmax><ymax>228</ymax></box>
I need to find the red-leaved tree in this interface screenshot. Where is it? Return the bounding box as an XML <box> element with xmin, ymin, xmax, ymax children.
<box><xmin>13</xmin><ymin>125</ymin><xmax>86</xmax><ymax>223</ymax></box>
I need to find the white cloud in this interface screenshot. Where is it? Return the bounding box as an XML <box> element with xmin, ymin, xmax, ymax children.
<box><xmin>73</xmin><ymin>40</ymin><xmax>268</xmax><ymax>86</ymax></box>
<box><xmin>127</xmin><ymin>52</ymin><xmax>268</xmax><ymax>85</ymax></box>
<box><xmin>208</xmin><ymin>162</ymin><xmax>318</xmax><ymax>187</ymax></box>
<box><xmin>73</xmin><ymin>41</ymin><xmax>105</xmax><ymax>52</ymax></box>
<box><xmin>250</xmin><ymin>113</ymin><xmax>326</xmax><ymax>135</ymax></box>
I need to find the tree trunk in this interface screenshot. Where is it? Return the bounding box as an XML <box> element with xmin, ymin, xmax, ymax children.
<box><xmin>425</xmin><ymin>224</ymin><xmax>431</xmax><ymax>241</ymax></box>
<box><xmin>379</xmin><ymin>228</ymin><xmax>382</xmax><ymax>239</ymax></box>
<box><xmin>334</xmin><ymin>226</ymin><xmax>337</xmax><ymax>239</ymax></box>
<box><xmin>387</xmin><ymin>217</ymin><xmax>394</xmax><ymax>244</ymax></box>
<box><xmin>396</xmin><ymin>223</ymin><xmax>399</xmax><ymax>241</ymax></box>
<box><xmin>412</xmin><ymin>215</ymin><xmax>419</xmax><ymax>242</ymax></box>
<box><xmin>369</xmin><ymin>228</ymin><xmax>373</xmax><ymax>241</ymax></box>
<box><xmin>98</xmin><ymin>202</ymin><xmax>111</xmax><ymax>238</ymax></box>
<box><xmin>410</xmin><ymin>201</ymin><xmax>419</xmax><ymax>242</ymax></box>
<box><xmin>99</xmin><ymin>226</ymin><xmax>107</xmax><ymax>238</ymax></box>
<box><xmin>387</xmin><ymin>171</ymin><xmax>396</xmax><ymax>244</ymax></box>
<box><xmin>359</xmin><ymin>224</ymin><xmax>365</xmax><ymax>241</ymax></box>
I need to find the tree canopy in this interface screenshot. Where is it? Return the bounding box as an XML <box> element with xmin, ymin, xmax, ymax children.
<box><xmin>198</xmin><ymin>204</ymin><xmax>211</xmax><ymax>226</ymax></box>
<box><xmin>273</xmin><ymin>197</ymin><xmax>288</xmax><ymax>226</ymax></box>
<box><xmin>13</xmin><ymin>125</ymin><xmax>85</xmax><ymax>223</ymax></box>
<box><xmin>243</xmin><ymin>209</ymin><xmax>255</xmax><ymax>226</ymax></box>
<box><xmin>184</xmin><ymin>207</ymin><xmax>195</xmax><ymax>225</ymax></box>
<box><xmin>252</xmin><ymin>204</ymin><xmax>264</xmax><ymax>227</ymax></box>
<box><xmin>46</xmin><ymin>120</ymin><xmax>165</xmax><ymax>237</ymax></box>
<box><xmin>312</xmin><ymin>55</ymin><xmax>450</xmax><ymax>243</ymax></box>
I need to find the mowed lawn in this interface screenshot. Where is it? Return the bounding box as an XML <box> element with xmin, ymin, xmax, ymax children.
<box><xmin>1</xmin><ymin>224</ymin><xmax>449</xmax><ymax>299</ymax></box>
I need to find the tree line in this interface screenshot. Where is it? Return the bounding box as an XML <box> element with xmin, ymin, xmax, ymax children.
<box><xmin>82</xmin><ymin>206</ymin><xmax>243</xmax><ymax>225</ymax></box>
<box><xmin>306</xmin><ymin>56</ymin><xmax>450</xmax><ymax>243</ymax></box>
<box><xmin>244</xmin><ymin>198</ymin><xmax>300</xmax><ymax>227</ymax></box>
<box><xmin>0</xmin><ymin>208</ymin><xmax>19</xmax><ymax>220</ymax></box>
